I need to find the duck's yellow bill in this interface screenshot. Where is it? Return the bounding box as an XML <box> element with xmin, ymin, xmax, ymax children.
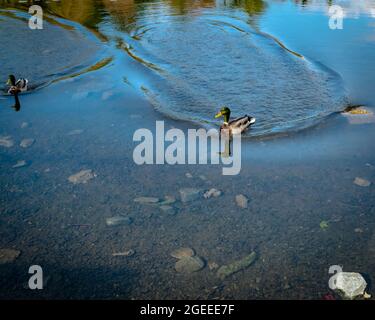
<box><xmin>215</xmin><ymin>111</ymin><xmax>223</xmax><ymax>119</ymax></box>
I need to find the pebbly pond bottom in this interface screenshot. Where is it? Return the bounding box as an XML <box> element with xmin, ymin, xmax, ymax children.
<box><xmin>1</xmin><ymin>0</ymin><xmax>375</xmax><ymax>299</ymax></box>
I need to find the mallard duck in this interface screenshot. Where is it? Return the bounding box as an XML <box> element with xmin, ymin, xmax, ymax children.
<box><xmin>7</xmin><ymin>75</ymin><xmax>28</xmax><ymax>95</ymax></box>
<box><xmin>215</xmin><ymin>106</ymin><xmax>255</xmax><ymax>135</ymax></box>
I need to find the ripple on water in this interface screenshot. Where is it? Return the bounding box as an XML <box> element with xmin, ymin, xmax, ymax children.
<box><xmin>122</xmin><ymin>15</ymin><xmax>348</xmax><ymax>137</ymax></box>
<box><xmin>0</xmin><ymin>10</ymin><xmax>108</xmax><ymax>93</ymax></box>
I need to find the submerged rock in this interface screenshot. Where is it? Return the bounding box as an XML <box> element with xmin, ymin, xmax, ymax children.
<box><xmin>170</xmin><ymin>247</ymin><xmax>195</xmax><ymax>259</ymax></box>
<box><xmin>208</xmin><ymin>262</ymin><xmax>219</xmax><ymax>271</ymax></box>
<box><xmin>12</xmin><ymin>160</ymin><xmax>28</xmax><ymax>169</ymax></box>
<box><xmin>112</xmin><ymin>249</ymin><xmax>135</xmax><ymax>257</ymax></box>
<box><xmin>0</xmin><ymin>136</ymin><xmax>14</xmax><ymax>148</ymax></box>
<box><xmin>134</xmin><ymin>197</ymin><xmax>160</xmax><ymax>204</ymax></box>
<box><xmin>0</xmin><ymin>249</ymin><xmax>21</xmax><ymax>264</ymax></box>
<box><xmin>185</xmin><ymin>173</ymin><xmax>193</xmax><ymax>178</ymax></box>
<box><xmin>216</xmin><ymin>251</ymin><xmax>257</xmax><ymax>280</ymax></box>
<box><xmin>67</xmin><ymin>129</ymin><xmax>84</xmax><ymax>136</ymax></box>
<box><xmin>335</xmin><ymin>272</ymin><xmax>367</xmax><ymax>300</ymax></box>
<box><xmin>159</xmin><ymin>195</ymin><xmax>176</xmax><ymax>206</ymax></box>
<box><xmin>20</xmin><ymin>138</ymin><xmax>35</xmax><ymax>148</ymax></box>
<box><xmin>354</xmin><ymin>177</ymin><xmax>371</xmax><ymax>187</ymax></box>
<box><xmin>20</xmin><ymin>122</ymin><xmax>29</xmax><ymax>129</ymax></box>
<box><xmin>364</xmin><ymin>292</ymin><xmax>372</xmax><ymax>299</ymax></box>
<box><xmin>159</xmin><ymin>205</ymin><xmax>177</xmax><ymax>215</ymax></box>
<box><xmin>204</xmin><ymin>188</ymin><xmax>222</xmax><ymax>199</ymax></box>
<box><xmin>106</xmin><ymin>216</ymin><xmax>133</xmax><ymax>227</ymax></box>
<box><xmin>68</xmin><ymin>170</ymin><xmax>96</xmax><ymax>184</ymax></box>
<box><xmin>175</xmin><ymin>256</ymin><xmax>205</xmax><ymax>273</ymax></box>
<box><xmin>172</xmin><ymin>247</ymin><xmax>205</xmax><ymax>273</ymax></box>
<box><xmin>320</xmin><ymin>220</ymin><xmax>329</xmax><ymax>230</ymax></box>
<box><xmin>130</xmin><ymin>114</ymin><xmax>142</xmax><ymax>119</ymax></box>
<box><xmin>235</xmin><ymin>194</ymin><xmax>248</xmax><ymax>209</ymax></box>
<box><xmin>179</xmin><ymin>188</ymin><xmax>202</xmax><ymax>203</ymax></box>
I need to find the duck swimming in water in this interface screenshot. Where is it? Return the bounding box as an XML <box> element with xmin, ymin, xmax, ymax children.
<box><xmin>7</xmin><ymin>75</ymin><xmax>28</xmax><ymax>95</ymax></box>
<box><xmin>215</xmin><ymin>106</ymin><xmax>256</xmax><ymax>135</ymax></box>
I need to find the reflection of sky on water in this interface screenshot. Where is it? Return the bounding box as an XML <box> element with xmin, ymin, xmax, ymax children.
<box><xmin>295</xmin><ymin>0</ymin><xmax>375</xmax><ymax>18</ymax></box>
<box><xmin>258</xmin><ymin>1</ymin><xmax>375</xmax><ymax>106</ymax></box>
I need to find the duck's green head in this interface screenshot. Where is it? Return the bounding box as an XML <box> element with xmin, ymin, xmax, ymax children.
<box><xmin>215</xmin><ymin>106</ymin><xmax>231</xmax><ymax>123</ymax></box>
<box><xmin>7</xmin><ymin>75</ymin><xmax>16</xmax><ymax>86</ymax></box>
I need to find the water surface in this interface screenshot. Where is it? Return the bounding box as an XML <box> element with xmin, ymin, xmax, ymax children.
<box><xmin>0</xmin><ymin>9</ymin><xmax>109</xmax><ymax>92</ymax></box>
<box><xmin>1</xmin><ymin>0</ymin><xmax>375</xmax><ymax>300</ymax></box>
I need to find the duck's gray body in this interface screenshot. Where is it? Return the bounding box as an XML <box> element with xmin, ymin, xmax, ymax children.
<box><xmin>221</xmin><ymin>115</ymin><xmax>256</xmax><ymax>135</ymax></box>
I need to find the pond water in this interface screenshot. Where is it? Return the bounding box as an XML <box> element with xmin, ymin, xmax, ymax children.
<box><xmin>113</xmin><ymin>5</ymin><xmax>347</xmax><ymax>136</ymax></box>
<box><xmin>0</xmin><ymin>9</ymin><xmax>107</xmax><ymax>92</ymax></box>
<box><xmin>1</xmin><ymin>0</ymin><xmax>375</xmax><ymax>300</ymax></box>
